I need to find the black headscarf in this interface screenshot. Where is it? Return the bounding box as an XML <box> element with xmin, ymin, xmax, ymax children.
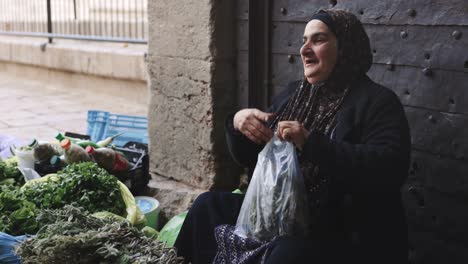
<box><xmin>323</xmin><ymin>9</ymin><xmax>372</xmax><ymax>86</ymax></box>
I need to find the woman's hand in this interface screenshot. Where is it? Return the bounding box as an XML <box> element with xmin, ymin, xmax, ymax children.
<box><xmin>277</xmin><ymin>121</ymin><xmax>310</xmax><ymax>150</ymax></box>
<box><xmin>233</xmin><ymin>109</ymin><xmax>275</xmax><ymax>144</ymax></box>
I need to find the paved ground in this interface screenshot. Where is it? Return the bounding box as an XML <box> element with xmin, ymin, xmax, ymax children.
<box><xmin>0</xmin><ymin>72</ymin><xmax>147</xmax><ymax>145</ymax></box>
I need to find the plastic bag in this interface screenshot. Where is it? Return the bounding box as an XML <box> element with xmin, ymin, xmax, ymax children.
<box><xmin>0</xmin><ymin>232</ymin><xmax>29</xmax><ymax>264</ymax></box>
<box><xmin>157</xmin><ymin>211</ymin><xmax>188</xmax><ymax>248</ymax></box>
<box><xmin>234</xmin><ymin>135</ymin><xmax>310</xmax><ymax>241</ymax></box>
<box><xmin>0</xmin><ymin>134</ymin><xmax>21</xmax><ymax>160</ymax></box>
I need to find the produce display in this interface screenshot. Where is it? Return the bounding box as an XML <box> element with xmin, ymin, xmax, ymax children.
<box><xmin>21</xmin><ymin>162</ymin><xmax>126</xmax><ymax>216</ymax></box>
<box><xmin>15</xmin><ymin>206</ymin><xmax>183</xmax><ymax>264</ymax></box>
<box><xmin>0</xmin><ymin>132</ymin><xmax>177</xmax><ymax>263</ymax></box>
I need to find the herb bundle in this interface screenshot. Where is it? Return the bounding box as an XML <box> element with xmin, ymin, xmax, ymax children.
<box><xmin>0</xmin><ymin>185</ymin><xmax>38</xmax><ymax>235</ymax></box>
<box><xmin>15</xmin><ymin>206</ymin><xmax>184</xmax><ymax>264</ymax></box>
<box><xmin>0</xmin><ymin>157</ymin><xmax>23</xmax><ymax>186</ymax></box>
<box><xmin>21</xmin><ymin>162</ymin><xmax>126</xmax><ymax>216</ymax></box>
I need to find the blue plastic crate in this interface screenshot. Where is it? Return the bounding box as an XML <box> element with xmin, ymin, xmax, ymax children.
<box><xmin>104</xmin><ymin>114</ymin><xmax>149</xmax><ymax>146</ymax></box>
<box><xmin>87</xmin><ymin>110</ymin><xmax>148</xmax><ymax>146</ymax></box>
<box><xmin>86</xmin><ymin>110</ymin><xmax>109</xmax><ymax>142</ymax></box>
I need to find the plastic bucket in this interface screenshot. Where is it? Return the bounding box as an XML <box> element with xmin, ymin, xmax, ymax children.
<box><xmin>15</xmin><ymin>149</ymin><xmax>34</xmax><ymax>170</ymax></box>
<box><xmin>135</xmin><ymin>196</ymin><xmax>160</xmax><ymax>229</ymax></box>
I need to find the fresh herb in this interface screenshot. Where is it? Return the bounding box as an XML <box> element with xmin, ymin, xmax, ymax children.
<box><xmin>0</xmin><ymin>157</ymin><xmax>24</xmax><ymax>186</ymax></box>
<box><xmin>16</xmin><ymin>206</ymin><xmax>184</xmax><ymax>264</ymax></box>
<box><xmin>0</xmin><ymin>185</ymin><xmax>38</xmax><ymax>235</ymax></box>
<box><xmin>21</xmin><ymin>162</ymin><xmax>126</xmax><ymax>216</ymax></box>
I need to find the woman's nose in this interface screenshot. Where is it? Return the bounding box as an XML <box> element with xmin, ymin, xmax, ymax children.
<box><xmin>301</xmin><ymin>43</ymin><xmax>313</xmax><ymax>56</ymax></box>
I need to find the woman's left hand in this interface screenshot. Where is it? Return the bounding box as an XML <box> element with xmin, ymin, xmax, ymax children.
<box><xmin>277</xmin><ymin>121</ymin><xmax>310</xmax><ymax>150</ymax></box>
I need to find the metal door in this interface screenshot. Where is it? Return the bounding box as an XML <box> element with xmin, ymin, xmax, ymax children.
<box><xmin>237</xmin><ymin>0</ymin><xmax>468</xmax><ymax>263</ymax></box>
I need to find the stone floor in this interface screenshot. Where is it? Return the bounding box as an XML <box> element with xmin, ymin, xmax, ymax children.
<box><xmin>0</xmin><ymin>71</ymin><xmax>147</xmax><ymax>145</ymax></box>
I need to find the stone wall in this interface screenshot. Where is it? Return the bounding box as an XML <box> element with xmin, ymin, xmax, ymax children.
<box><xmin>147</xmin><ymin>0</ymin><xmax>241</xmax><ymax>219</ymax></box>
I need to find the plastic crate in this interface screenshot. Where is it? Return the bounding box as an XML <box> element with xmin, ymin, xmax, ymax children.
<box><xmin>114</xmin><ymin>142</ymin><xmax>149</xmax><ymax>194</ymax></box>
<box><xmin>86</xmin><ymin>110</ymin><xmax>109</xmax><ymax>142</ymax></box>
<box><xmin>86</xmin><ymin>110</ymin><xmax>148</xmax><ymax>146</ymax></box>
<box><xmin>104</xmin><ymin>114</ymin><xmax>149</xmax><ymax>147</ymax></box>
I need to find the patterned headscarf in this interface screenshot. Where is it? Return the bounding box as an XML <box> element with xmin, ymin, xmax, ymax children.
<box><xmin>269</xmin><ymin>9</ymin><xmax>372</xmax><ymax>224</ymax></box>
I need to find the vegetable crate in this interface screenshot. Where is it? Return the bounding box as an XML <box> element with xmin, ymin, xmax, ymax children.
<box><xmin>114</xmin><ymin>141</ymin><xmax>150</xmax><ymax>195</ymax></box>
<box><xmin>87</xmin><ymin>110</ymin><xmax>149</xmax><ymax>147</ymax></box>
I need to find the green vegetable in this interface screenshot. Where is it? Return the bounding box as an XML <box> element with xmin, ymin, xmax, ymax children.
<box><xmin>15</xmin><ymin>206</ymin><xmax>183</xmax><ymax>264</ymax></box>
<box><xmin>0</xmin><ymin>156</ymin><xmax>23</xmax><ymax>186</ymax></box>
<box><xmin>97</xmin><ymin>131</ymin><xmax>126</xmax><ymax>147</ymax></box>
<box><xmin>141</xmin><ymin>226</ymin><xmax>159</xmax><ymax>239</ymax></box>
<box><xmin>91</xmin><ymin>211</ymin><xmax>126</xmax><ymax>222</ymax></box>
<box><xmin>21</xmin><ymin>162</ymin><xmax>126</xmax><ymax>216</ymax></box>
<box><xmin>0</xmin><ymin>185</ymin><xmax>38</xmax><ymax>235</ymax></box>
<box><xmin>76</xmin><ymin>140</ymin><xmax>101</xmax><ymax>149</ymax></box>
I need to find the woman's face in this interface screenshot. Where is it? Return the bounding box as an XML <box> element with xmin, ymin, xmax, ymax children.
<box><xmin>300</xmin><ymin>20</ymin><xmax>338</xmax><ymax>84</ymax></box>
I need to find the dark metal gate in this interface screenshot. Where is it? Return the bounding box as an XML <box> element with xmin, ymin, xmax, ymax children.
<box><xmin>236</xmin><ymin>0</ymin><xmax>468</xmax><ymax>263</ymax></box>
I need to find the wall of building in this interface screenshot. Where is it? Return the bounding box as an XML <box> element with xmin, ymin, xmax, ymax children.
<box><xmin>146</xmin><ymin>0</ymin><xmax>242</xmax><ymax>221</ymax></box>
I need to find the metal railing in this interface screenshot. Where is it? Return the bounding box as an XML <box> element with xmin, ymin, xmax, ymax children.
<box><xmin>0</xmin><ymin>0</ymin><xmax>148</xmax><ymax>43</ymax></box>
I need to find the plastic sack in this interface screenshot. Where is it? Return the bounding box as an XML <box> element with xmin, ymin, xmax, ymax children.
<box><xmin>157</xmin><ymin>211</ymin><xmax>188</xmax><ymax>248</ymax></box>
<box><xmin>0</xmin><ymin>232</ymin><xmax>29</xmax><ymax>264</ymax></box>
<box><xmin>17</xmin><ymin>167</ymin><xmax>41</xmax><ymax>182</ymax></box>
<box><xmin>234</xmin><ymin>135</ymin><xmax>310</xmax><ymax>241</ymax></box>
<box><xmin>0</xmin><ymin>134</ymin><xmax>21</xmax><ymax>160</ymax></box>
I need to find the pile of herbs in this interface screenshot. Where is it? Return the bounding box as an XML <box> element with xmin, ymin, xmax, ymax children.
<box><xmin>21</xmin><ymin>162</ymin><xmax>126</xmax><ymax>216</ymax></box>
<box><xmin>15</xmin><ymin>206</ymin><xmax>184</xmax><ymax>264</ymax></box>
<box><xmin>0</xmin><ymin>185</ymin><xmax>38</xmax><ymax>235</ymax></box>
<box><xmin>0</xmin><ymin>157</ymin><xmax>23</xmax><ymax>186</ymax></box>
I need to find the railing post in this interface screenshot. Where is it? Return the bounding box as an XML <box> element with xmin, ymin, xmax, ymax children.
<box><xmin>73</xmin><ymin>0</ymin><xmax>77</xmax><ymax>20</ymax></box>
<box><xmin>46</xmin><ymin>0</ymin><xmax>52</xmax><ymax>43</ymax></box>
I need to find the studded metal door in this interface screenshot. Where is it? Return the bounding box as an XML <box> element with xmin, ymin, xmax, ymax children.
<box><xmin>236</xmin><ymin>0</ymin><xmax>468</xmax><ymax>263</ymax></box>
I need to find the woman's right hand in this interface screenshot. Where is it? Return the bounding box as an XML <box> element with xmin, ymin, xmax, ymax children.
<box><xmin>233</xmin><ymin>109</ymin><xmax>275</xmax><ymax>144</ymax></box>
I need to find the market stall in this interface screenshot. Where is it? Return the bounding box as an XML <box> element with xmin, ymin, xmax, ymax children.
<box><xmin>0</xmin><ymin>127</ymin><xmax>184</xmax><ymax>263</ymax></box>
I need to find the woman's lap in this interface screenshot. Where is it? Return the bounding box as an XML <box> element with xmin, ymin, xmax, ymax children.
<box><xmin>264</xmin><ymin>236</ymin><xmax>346</xmax><ymax>264</ymax></box>
<box><xmin>174</xmin><ymin>191</ymin><xmax>245</xmax><ymax>264</ymax></box>
<box><xmin>174</xmin><ymin>191</ymin><xmax>348</xmax><ymax>264</ymax></box>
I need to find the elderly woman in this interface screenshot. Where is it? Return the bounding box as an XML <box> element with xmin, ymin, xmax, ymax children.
<box><xmin>175</xmin><ymin>9</ymin><xmax>410</xmax><ymax>264</ymax></box>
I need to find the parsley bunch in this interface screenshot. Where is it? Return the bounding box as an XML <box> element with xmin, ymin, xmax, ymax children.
<box><xmin>21</xmin><ymin>162</ymin><xmax>126</xmax><ymax>217</ymax></box>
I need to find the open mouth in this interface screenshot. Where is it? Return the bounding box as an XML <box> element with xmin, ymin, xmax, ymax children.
<box><xmin>304</xmin><ymin>58</ymin><xmax>318</xmax><ymax>65</ymax></box>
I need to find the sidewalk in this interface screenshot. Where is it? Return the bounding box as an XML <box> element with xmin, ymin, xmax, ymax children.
<box><xmin>0</xmin><ymin>71</ymin><xmax>147</xmax><ymax>145</ymax></box>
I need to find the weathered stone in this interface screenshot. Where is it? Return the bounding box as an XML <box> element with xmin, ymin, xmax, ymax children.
<box><xmin>147</xmin><ymin>0</ymin><xmax>241</xmax><ymax>195</ymax></box>
<box><xmin>148</xmin><ymin>0</ymin><xmax>212</xmax><ymax>60</ymax></box>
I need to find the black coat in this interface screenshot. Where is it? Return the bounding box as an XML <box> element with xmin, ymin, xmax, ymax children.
<box><xmin>225</xmin><ymin>74</ymin><xmax>411</xmax><ymax>263</ymax></box>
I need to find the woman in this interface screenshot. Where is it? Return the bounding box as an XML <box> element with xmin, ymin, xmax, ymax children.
<box><xmin>175</xmin><ymin>9</ymin><xmax>410</xmax><ymax>264</ymax></box>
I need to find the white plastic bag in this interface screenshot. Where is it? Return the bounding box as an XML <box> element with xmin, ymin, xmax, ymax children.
<box><xmin>234</xmin><ymin>135</ymin><xmax>310</xmax><ymax>241</ymax></box>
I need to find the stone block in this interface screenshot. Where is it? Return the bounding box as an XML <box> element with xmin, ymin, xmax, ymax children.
<box><xmin>149</xmin><ymin>22</ymin><xmax>212</xmax><ymax>60</ymax></box>
<box><xmin>144</xmin><ymin>175</ymin><xmax>205</xmax><ymax>228</ymax></box>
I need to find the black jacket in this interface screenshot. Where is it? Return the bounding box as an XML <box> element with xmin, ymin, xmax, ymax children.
<box><xmin>225</xmin><ymin>75</ymin><xmax>411</xmax><ymax>263</ymax></box>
